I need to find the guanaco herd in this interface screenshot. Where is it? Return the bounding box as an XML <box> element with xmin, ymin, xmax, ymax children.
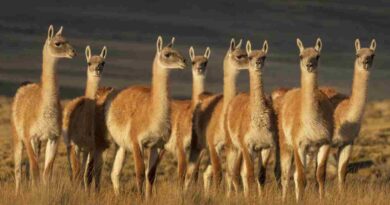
<box><xmin>10</xmin><ymin>25</ymin><xmax>377</xmax><ymax>202</ymax></box>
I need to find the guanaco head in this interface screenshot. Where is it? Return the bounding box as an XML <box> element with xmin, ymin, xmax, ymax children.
<box><xmin>245</xmin><ymin>40</ymin><xmax>268</xmax><ymax>72</ymax></box>
<box><xmin>85</xmin><ymin>46</ymin><xmax>107</xmax><ymax>78</ymax></box>
<box><xmin>355</xmin><ymin>39</ymin><xmax>376</xmax><ymax>71</ymax></box>
<box><xmin>224</xmin><ymin>38</ymin><xmax>249</xmax><ymax>72</ymax></box>
<box><xmin>45</xmin><ymin>25</ymin><xmax>76</xmax><ymax>59</ymax></box>
<box><xmin>155</xmin><ymin>36</ymin><xmax>186</xmax><ymax>70</ymax></box>
<box><xmin>96</xmin><ymin>86</ymin><xmax>114</xmax><ymax>105</ymax></box>
<box><xmin>296</xmin><ymin>38</ymin><xmax>322</xmax><ymax>73</ymax></box>
<box><xmin>189</xmin><ymin>46</ymin><xmax>211</xmax><ymax>76</ymax></box>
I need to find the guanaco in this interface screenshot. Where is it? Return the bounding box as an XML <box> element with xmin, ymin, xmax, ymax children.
<box><xmin>273</xmin><ymin>38</ymin><xmax>333</xmax><ymax>201</ymax></box>
<box><xmin>193</xmin><ymin>39</ymin><xmax>249</xmax><ymax>192</ymax></box>
<box><xmin>320</xmin><ymin>39</ymin><xmax>376</xmax><ymax>191</ymax></box>
<box><xmin>225</xmin><ymin>40</ymin><xmax>276</xmax><ymax>196</ymax></box>
<box><xmin>164</xmin><ymin>46</ymin><xmax>211</xmax><ymax>188</ymax></box>
<box><xmin>105</xmin><ymin>36</ymin><xmax>186</xmax><ymax>197</ymax></box>
<box><xmin>62</xmin><ymin>46</ymin><xmax>107</xmax><ymax>190</ymax></box>
<box><xmin>12</xmin><ymin>25</ymin><xmax>76</xmax><ymax>192</ymax></box>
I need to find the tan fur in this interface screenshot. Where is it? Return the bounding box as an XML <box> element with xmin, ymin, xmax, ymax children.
<box><xmin>95</xmin><ymin>87</ymin><xmax>115</xmax><ymax>151</ymax></box>
<box><xmin>193</xmin><ymin>39</ymin><xmax>249</xmax><ymax>192</ymax></box>
<box><xmin>225</xmin><ymin>40</ymin><xmax>276</xmax><ymax>196</ymax></box>
<box><xmin>164</xmin><ymin>47</ymin><xmax>210</xmax><ymax>188</ymax></box>
<box><xmin>12</xmin><ymin>25</ymin><xmax>75</xmax><ymax>192</ymax></box>
<box><xmin>105</xmin><ymin>36</ymin><xmax>186</xmax><ymax>197</ymax></box>
<box><xmin>62</xmin><ymin>46</ymin><xmax>107</xmax><ymax>190</ymax></box>
<box><xmin>168</xmin><ymin>100</ymin><xmax>192</xmax><ymax>180</ymax></box>
<box><xmin>320</xmin><ymin>39</ymin><xmax>376</xmax><ymax>191</ymax></box>
<box><xmin>274</xmin><ymin>38</ymin><xmax>333</xmax><ymax>201</ymax></box>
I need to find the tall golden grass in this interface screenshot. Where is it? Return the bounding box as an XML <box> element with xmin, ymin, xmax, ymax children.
<box><xmin>0</xmin><ymin>175</ymin><xmax>389</xmax><ymax>205</ymax></box>
<box><xmin>1</xmin><ymin>97</ymin><xmax>390</xmax><ymax>204</ymax></box>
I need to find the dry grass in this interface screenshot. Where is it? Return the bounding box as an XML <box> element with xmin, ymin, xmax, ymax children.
<box><xmin>0</xmin><ymin>176</ymin><xmax>390</xmax><ymax>205</ymax></box>
<box><xmin>1</xmin><ymin>96</ymin><xmax>390</xmax><ymax>204</ymax></box>
<box><xmin>0</xmin><ymin>178</ymin><xmax>390</xmax><ymax>205</ymax></box>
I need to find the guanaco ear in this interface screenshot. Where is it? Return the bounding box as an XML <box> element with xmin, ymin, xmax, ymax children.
<box><xmin>315</xmin><ymin>38</ymin><xmax>322</xmax><ymax>53</ymax></box>
<box><xmin>167</xmin><ymin>37</ymin><xmax>175</xmax><ymax>48</ymax></box>
<box><xmin>355</xmin><ymin>38</ymin><xmax>361</xmax><ymax>53</ymax></box>
<box><xmin>100</xmin><ymin>46</ymin><xmax>108</xmax><ymax>59</ymax></box>
<box><xmin>47</xmin><ymin>25</ymin><xmax>54</xmax><ymax>41</ymax></box>
<box><xmin>246</xmin><ymin>40</ymin><xmax>252</xmax><ymax>55</ymax></box>
<box><xmin>56</xmin><ymin>26</ymin><xmax>63</xmax><ymax>36</ymax></box>
<box><xmin>189</xmin><ymin>46</ymin><xmax>195</xmax><ymax>61</ymax></box>
<box><xmin>262</xmin><ymin>40</ymin><xmax>269</xmax><ymax>54</ymax></box>
<box><xmin>204</xmin><ymin>47</ymin><xmax>211</xmax><ymax>59</ymax></box>
<box><xmin>229</xmin><ymin>38</ymin><xmax>236</xmax><ymax>52</ymax></box>
<box><xmin>85</xmin><ymin>46</ymin><xmax>91</xmax><ymax>62</ymax></box>
<box><xmin>370</xmin><ymin>39</ymin><xmax>376</xmax><ymax>51</ymax></box>
<box><xmin>235</xmin><ymin>39</ymin><xmax>243</xmax><ymax>49</ymax></box>
<box><xmin>156</xmin><ymin>36</ymin><xmax>163</xmax><ymax>53</ymax></box>
<box><xmin>296</xmin><ymin>38</ymin><xmax>304</xmax><ymax>53</ymax></box>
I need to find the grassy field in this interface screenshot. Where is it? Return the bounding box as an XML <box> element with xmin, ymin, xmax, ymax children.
<box><xmin>0</xmin><ymin>178</ymin><xmax>389</xmax><ymax>205</ymax></box>
<box><xmin>1</xmin><ymin>96</ymin><xmax>390</xmax><ymax>204</ymax></box>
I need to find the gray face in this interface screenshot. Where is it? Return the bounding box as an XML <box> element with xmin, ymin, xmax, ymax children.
<box><xmin>191</xmin><ymin>56</ymin><xmax>208</xmax><ymax>75</ymax></box>
<box><xmin>299</xmin><ymin>48</ymin><xmax>320</xmax><ymax>73</ymax></box>
<box><xmin>159</xmin><ymin>47</ymin><xmax>186</xmax><ymax>69</ymax></box>
<box><xmin>48</xmin><ymin>35</ymin><xmax>76</xmax><ymax>58</ymax></box>
<box><xmin>229</xmin><ymin>48</ymin><xmax>249</xmax><ymax>69</ymax></box>
<box><xmin>248</xmin><ymin>50</ymin><xmax>267</xmax><ymax>71</ymax></box>
<box><xmin>356</xmin><ymin>48</ymin><xmax>375</xmax><ymax>70</ymax></box>
<box><xmin>88</xmin><ymin>56</ymin><xmax>105</xmax><ymax>77</ymax></box>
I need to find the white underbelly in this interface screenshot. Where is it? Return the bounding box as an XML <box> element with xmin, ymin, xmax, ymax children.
<box><xmin>283</xmin><ymin>118</ymin><xmax>330</xmax><ymax>147</ymax></box>
<box><xmin>31</xmin><ymin>117</ymin><xmax>60</xmax><ymax>141</ymax></box>
<box><xmin>106</xmin><ymin>115</ymin><xmax>132</xmax><ymax>151</ymax></box>
<box><xmin>245</xmin><ymin>130</ymin><xmax>274</xmax><ymax>151</ymax></box>
<box><xmin>301</xmin><ymin>120</ymin><xmax>330</xmax><ymax>143</ymax></box>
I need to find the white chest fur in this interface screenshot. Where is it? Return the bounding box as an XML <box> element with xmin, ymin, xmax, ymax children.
<box><xmin>31</xmin><ymin>103</ymin><xmax>61</xmax><ymax>140</ymax></box>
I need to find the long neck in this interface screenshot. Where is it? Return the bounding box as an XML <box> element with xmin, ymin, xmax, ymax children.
<box><xmin>85</xmin><ymin>75</ymin><xmax>101</xmax><ymax>100</ymax></box>
<box><xmin>300</xmin><ymin>69</ymin><xmax>319</xmax><ymax>118</ymax></box>
<box><xmin>222</xmin><ymin>61</ymin><xmax>238</xmax><ymax>111</ymax></box>
<box><xmin>249</xmin><ymin>69</ymin><xmax>266</xmax><ymax>113</ymax></box>
<box><xmin>41</xmin><ymin>44</ymin><xmax>59</xmax><ymax>105</ymax></box>
<box><xmin>191</xmin><ymin>74</ymin><xmax>205</xmax><ymax>107</ymax></box>
<box><xmin>347</xmin><ymin>61</ymin><xmax>370</xmax><ymax>121</ymax></box>
<box><xmin>151</xmin><ymin>56</ymin><xmax>170</xmax><ymax>121</ymax></box>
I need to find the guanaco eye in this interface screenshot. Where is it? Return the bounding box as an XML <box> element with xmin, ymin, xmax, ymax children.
<box><xmin>191</xmin><ymin>61</ymin><xmax>195</xmax><ymax>65</ymax></box>
<box><xmin>316</xmin><ymin>55</ymin><xmax>320</xmax><ymax>60</ymax></box>
<box><xmin>249</xmin><ymin>57</ymin><xmax>253</xmax><ymax>60</ymax></box>
<box><xmin>55</xmin><ymin>42</ymin><xmax>61</xmax><ymax>47</ymax></box>
<box><xmin>87</xmin><ymin>62</ymin><xmax>91</xmax><ymax>66</ymax></box>
<box><xmin>262</xmin><ymin>56</ymin><xmax>266</xmax><ymax>61</ymax></box>
<box><xmin>236</xmin><ymin>55</ymin><xmax>245</xmax><ymax>60</ymax></box>
<box><xmin>201</xmin><ymin>62</ymin><xmax>207</xmax><ymax>67</ymax></box>
<box><xmin>101</xmin><ymin>62</ymin><xmax>105</xmax><ymax>66</ymax></box>
<box><xmin>164</xmin><ymin>53</ymin><xmax>171</xmax><ymax>58</ymax></box>
<box><xmin>299</xmin><ymin>55</ymin><xmax>303</xmax><ymax>60</ymax></box>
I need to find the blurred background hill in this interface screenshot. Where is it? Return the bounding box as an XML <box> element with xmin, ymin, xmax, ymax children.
<box><xmin>0</xmin><ymin>0</ymin><xmax>388</xmax><ymax>99</ymax></box>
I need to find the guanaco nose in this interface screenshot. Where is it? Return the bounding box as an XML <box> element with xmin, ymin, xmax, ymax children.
<box><xmin>70</xmin><ymin>48</ymin><xmax>77</xmax><ymax>57</ymax></box>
